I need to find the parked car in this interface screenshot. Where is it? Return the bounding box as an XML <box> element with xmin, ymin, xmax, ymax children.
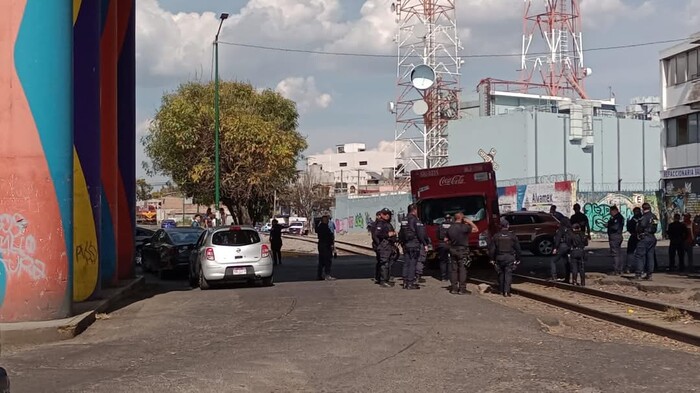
<box><xmin>287</xmin><ymin>222</ymin><xmax>308</xmax><ymax>236</ymax></box>
<box><xmin>280</xmin><ymin>224</ymin><xmax>290</xmax><ymax>234</ymax></box>
<box><xmin>501</xmin><ymin>211</ymin><xmax>560</xmax><ymax>256</ymax></box>
<box><xmin>188</xmin><ymin>225</ymin><xmax>273</xmax><ymax>289</ymax></box>
<box><xmin>134</xmin><ymin>226</ymin><xmax>156</xmax><ymax>265</ymax></box>
<box><xmin>161</xmin><ymin>219</ymin><xmax>177</xmax><ymax>228</ymax></box>
<box><xmin>141</xmin><ymin>228</ymin><xmax>203</xmax><ymax>278</ymax></box>
<box><xmin>260</xmin><ymin>223</ymin><xmax>272</xmax><ymax>233</ymax></box>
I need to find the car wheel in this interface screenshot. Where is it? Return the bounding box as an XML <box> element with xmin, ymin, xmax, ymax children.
<box><xmin>199</xmin><ymin>266</ymin><xmax>210</xmax><ymax>290</ymax></box>
<box><xmin>262</xmin><ymin>275</ymin><xmax>274</xmax><ymax>287</ymax></box>
<box><xmin>534</xmin><ymin>237</ymin><xmax>554</xmax><ymax>256</ymax></box>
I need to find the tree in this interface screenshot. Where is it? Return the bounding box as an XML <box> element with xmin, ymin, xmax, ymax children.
<box><xmin>136</xmin><ymin>178</ymin><xmax>153</xmax><ymax>201</ymax></box>
<box><xmin>283</xmin><ymin>170</ymin><xmax>334</xmax><ymax>227</ymax></box>
<box><xmin>142</xmin><ymin>81</ymin><xmax>307</xmax><ymax>224</ymax></box>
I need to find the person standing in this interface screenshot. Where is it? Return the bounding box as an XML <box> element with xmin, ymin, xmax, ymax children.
<box><xmin>604</xmin><ymin>205</ymin><xmax>625</xmax><ymax>275</ymax></box>
<box><xmin>269</xmin><ymin>219</ymin><xmax>283</xmax><ymax>266</ymax></box>
<box><xmin>551</xmin><ymin>218</ymin><xmax>572</xmax><ymax>283</ymax></box>
<box><xmin>635</xmin><ymin>202</ymin><xmax>659</xmax><ymax>280</ymax></box>
<box><xmin>489</xmin><ymin>217</ymin><xmax>521</xmax><ymax>297</ymax></box>
<box><xmin>374</xmin><ymin>208</ymin><xmax>398</xmax><ymax>288</ymax></box>
<box><xmin>570</xmin><ymin>203</ymin><xmax>591</xmax><ymax>240</ymax></box>
<box><xmin>568</xmin><ymin>223</ymin><xmax>588</xmax><ymax>286</ymax></box>
<box><xmin>667</xmin><ymin>213</ymin><xmax>687</xmax><ymax>272</ymax></box>
<box><xmin>316</xmin><ymin>215</ymin><xmax>335</xmax><ymax>280</ymax></box>
<box><xmin>684</xmin><ymin>213</ymin><xmax>698</xmax><ymax>272</ymax></box>
<box><xmin>625</xmin><ymin>207</ymin><xmax>642</xmax><ymax>273</ymax></box>
<box><xmin>437</xmin><ymin>214</ymin><xmax>453</xmax><ymax>282</ymax></box>
<box><xmin>398</xmin><ymin>204</ymin><xmax>427</xmax><ymax>290</ymax></box>
<box><xmin>368</xmin><ymin>211</ymin><xmax>382</xmax><ymax>283</ymax></box>
<box><xmin>191</xmin><ymin>214</ymin><xmax>202</xmax><ymax>228</ymax></box>
<box><xmin>446</xmin><ymin>212</ymin><xmax>478</xmax><ymax>295</ymax></box>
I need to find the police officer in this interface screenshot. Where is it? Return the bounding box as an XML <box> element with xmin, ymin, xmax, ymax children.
<box><xmin>399</xmin><ymin>204</ymin><xmax>428</xmax><ymax>290</ymax></box>
<box><xmin>489</xmin><ymin>217</ymin><xmax>521</xmax><ymax>297</ymax></box>
<box><xmin>605</xmin><ymin>205</ymin><xmax>625</xmax><ymax>275</ymax></box>
<box><xmin>437</xmin><ymin>214</ymin><xmax>453</xmax><ymax>282</ymax></box>
<box><xmin>625</xmin><ymin>207</ymin><xmax>642</xmax><ymax>273</ymax></box>
<box><xmin>368</xmin><ymin>211</ymin><xmax>382</xmax><ymax>283</ymax></box>
<box><xmin>374</xmin><ymin>208</ymin><xmax>398</xmax><ymax>288</ymax></box>
<box><xmin>551</xmin><ymin>217</ymin><xmax>572</xmax><ymax>283</ymax></box>
<box><xmin>446</xmin><ymin>212</ymin><xmax>479</xmax><ymax>295</ymax></box>
<box><xmin>635</xmin><ymin>202</ymin><xmax>658</xmax><ymax>280</ymax></box>
<box><xmin>317</xmin><ymin>215</ymin><xmax>335</xmax><ymax>281</ymax></box>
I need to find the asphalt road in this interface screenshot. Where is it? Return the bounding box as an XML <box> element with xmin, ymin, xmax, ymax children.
<box><xmin>2</xmin><ymin>254</ymin><xmax>699</xmax><ymax>393</ymax></box>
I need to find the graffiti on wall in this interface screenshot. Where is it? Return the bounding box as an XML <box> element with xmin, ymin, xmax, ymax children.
<box><xmin>578</xmin><ymin>193</ymin><xmax>660</xmax><ymax>235</ymax></box>
<box><xmin>0</xmin><ymin>213</ymin><xmax>47</xmax><ymax>283</ymax></box>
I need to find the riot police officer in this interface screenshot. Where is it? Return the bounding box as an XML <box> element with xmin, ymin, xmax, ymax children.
<box><xmin>551</xmin><ymin>217</ymin><xmax>573</xmax><ymax>283</ymax></box>
<box><xmin>635</xmin><ymin>202</ymin><xmax>659</xmax><ymax>280</ymax></box>
<box><xmin>437</xmin><ymin>214</ymin><xmax>453</xmax><ymax>282</ymax></box>
<box><xmin>446</xmin><ymin>212</ymin><xmax>479</xmax><ymax>295</ymax></box>
<box><xmin>368</xmin><ymin>211</ymin><xmax>382</xmax><ymax>283</ymax></box>
<box><xmin>374</xmin><ymin>208</ymin><xmax>398</xmax><ymax>287</ymax></box>
<box><xmin>399</xmin><ymin>204</ymin><xmax>428</xmax><ymax>290</ymax></box>
<box><xmin>489</xmin><ymin>217</ymin><xmax>521</xmax><ymax>297</ymax></box>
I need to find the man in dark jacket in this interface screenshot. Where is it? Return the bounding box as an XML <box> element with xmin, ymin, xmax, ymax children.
<box><xmin>605</xmin><ymin>205</ymin><xmax>625</xmax><ymax>275</ymax></box>
<box><xmin>551</xmin><ymin>217</ymin><xmax>572</xmax><ymax>283</ymax></box>
<box><xmin>625</xmin><ymin>207</ymin><xmax>642</xmax><ymax>273</ymax></box>
<box><xmin>667</xmin><ymin>213</ymin><xmax>687</xmax><ymax>272</ymax></box>
<box><xmin>437</xmin><ymin>214</ymin><xmax>453</xmax><ymax>282</ymax></box>
<box><xmin>374</xmin><ymin>208</ymin><xmax>398</xmax><ymax>288</ymax></box>
<box><xmin>635</xmin><ymin>203</ymin><xmax>659</xmax><ymax>280</ymax></box>
<box><xmin>489</xmin><ymin>217</ymin><xmax>521</xmax><ymax>297</ymax></box>
<box><xmin>317</xmin><ymin>215</ymin><xmax>335</xmax><ymax>280</ymax></box>
<box><xmin>269</xmin><ymin>219</ymin><xmax>283</xmax><ymax>266</ymax></box>
<box><xmin>398</xmin><ymin>204</ymin><xmax>429</xmax><ymax>289</ymax></box>
<box><xmin>368</xmin><ymin>211</ymin><xmax>382</xmax><ymax>283</ymax></box>
<box><xmin>446</xmin><ymin>212</ymin><xmax>478</xmax><ymax>295</ymax></box>
<box><xmin>570</xmin><ymin>203</ymin><xmax>591</xmax><ymax>239</ymax></box>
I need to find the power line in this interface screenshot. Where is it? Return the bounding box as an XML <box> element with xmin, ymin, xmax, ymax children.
<box><xmin>217</xmin><ymin>37</ymin><xmax>690</xmax><ymax>59</ymax></box>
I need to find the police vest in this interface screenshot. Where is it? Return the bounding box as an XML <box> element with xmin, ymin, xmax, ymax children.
<box><xmin>494</xmin><ymin>232</ymin><xmax>515</xmax><ymax>255</ymax></box>
<box><xmin>399</xmin><ymin>219</ymin><xmax>417</xmax><ymax>243</ymax></box>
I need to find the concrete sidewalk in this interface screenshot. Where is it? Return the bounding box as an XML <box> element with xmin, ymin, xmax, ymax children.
<box><xmin>0</xmin><ymin>276</ymin><xmax>145</xmax><ymax>347</ymax></box>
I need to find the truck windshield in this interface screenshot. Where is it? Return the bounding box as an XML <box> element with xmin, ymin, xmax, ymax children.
<box><xmin>419</xmin><ymin>196</ymin><xmax>486</xmax><ymax>225</ymax></box>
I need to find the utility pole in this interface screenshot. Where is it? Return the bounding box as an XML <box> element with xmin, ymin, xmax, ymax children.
<box><xmin>213</xmin><ymin>13</ymin><xmax>229</xmax><ymax>211</ymax></box>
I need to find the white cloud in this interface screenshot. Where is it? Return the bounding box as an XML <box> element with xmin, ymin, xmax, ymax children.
<box><xmin>275</xmin><ymin>76</ymin><xmax>332</xmax><ymax>113</ymax></box>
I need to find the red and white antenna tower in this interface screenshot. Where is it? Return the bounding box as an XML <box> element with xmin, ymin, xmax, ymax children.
<box><xmin>391</xmin><ymin>0</ymin><xmax>462</xmax><ymax>178</ymax></box>
<box><xmin>520</xmin><ymin>0</ymin><xmax>591</xmax><ymax>99</ymax></box>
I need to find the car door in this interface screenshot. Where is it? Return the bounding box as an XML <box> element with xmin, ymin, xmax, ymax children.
<box><xmin>191</xmin><ymin>230</ymin><xmax>208</xmax><ymax>278</ymax></box>
<box><xmin>507</xmin><ymin>214</ymin><xmax>538</xmax><ymax>244</ymax></box>
<box><xmin>157</xmin><ymin>232</ymin><xmax>175</xmax><ymax>270</ymax></box>
<box><xmin>141</xmin><ymin>231</ymin><xmax>161</xmax><ymax>271</ymax></box>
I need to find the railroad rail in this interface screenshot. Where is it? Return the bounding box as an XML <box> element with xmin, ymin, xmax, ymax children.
<box><xmin>281</xmin><ymin>234</ymin><xmax>700</xmax><ymax>347</ymax></box>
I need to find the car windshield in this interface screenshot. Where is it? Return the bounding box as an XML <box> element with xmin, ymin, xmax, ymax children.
<box><xmin>420</xmin><ymin>196</ymin><xmax>486</xmax><ymax>225</ymax></box>
<box><xmin>168</xmin><ymin>230</ymin><xmax>203</xmax><ymax>245</ymax></box>
<box><xmin>212</xmin><ymin>230</ymin><xmax>261</xmax><ymax>246</ymax></box>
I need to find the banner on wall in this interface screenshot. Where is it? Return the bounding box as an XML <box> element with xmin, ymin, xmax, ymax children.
<box><xmin>498</xmin><ymin>182</ymin><xmax>576</xmax><ymax>216</ymax></box>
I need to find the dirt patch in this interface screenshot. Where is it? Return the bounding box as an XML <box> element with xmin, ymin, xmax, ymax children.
<box><xmin>475</xmin><ymin>286</ymin><xmax>700</xmax><ymax>355</ymax></box>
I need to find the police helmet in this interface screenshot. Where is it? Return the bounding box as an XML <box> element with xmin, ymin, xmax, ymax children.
<box><xmin>380</xmin><ymin>208</ymin><xmax>393</xmax><ymax>216</ymax></box>
<box><xmin>499</xmin><ymin>217</ymin><xmax>510</xmax><ymax>228</ymax></box>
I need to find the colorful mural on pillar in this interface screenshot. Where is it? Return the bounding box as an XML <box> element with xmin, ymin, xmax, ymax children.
<box><xmin>116</xmin><ymin>0</ymin><xmax>136</xmax><ymax>279</ymax></box>
<box><xmin>100</xmin><ymin>0</ymin><xmax>119</xmax><ymax>286</ymax></box>
<box><xmin>73</xmin><ymin>0</ymin><xmax>101</xmax><ymax>301</ymax></box>
<box><xmin>0</xmin><ymin>0</ymin><xmax>72</xmax><ymax>321</ymax></box>
<box><xmin>498</xmin><ymin>182</ymin><xmax>576</xmax><ymax>216</ymax></box>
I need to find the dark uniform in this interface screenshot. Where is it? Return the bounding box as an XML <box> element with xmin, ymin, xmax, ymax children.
<box><xmin>625</xmin><ymin>211</ymin><xmax>642</xmax><ymax>273</ymax></box>
<box><xmin>399</xmin><ymin>211</ymin><xmax>428</xmax><ymax>289</ymax></box>
<box><xmin>437</xmin><ymin>217</ymin><xmax>453</xmax><ymax>281</ymax></box>
<box><xmin>269</xmin><ymin>223</ymin><xmax>283</xmax><ymax>265</ymax></box>
<box><xmin>374</xmin><ymin>209</ymin><xmax>398</xmax><ymax>287</ymax></box>
<box><xmin>606</xmin><ymin>211</ymin><xmax>625</xmax><ymax>274</ymax></box>
<box><xmin>551</xmin><ymin>218</ymin><xmax>572</xmax><ymax>282</ymax></box>
<box><xmin>446</xmin><ymin>220</ymin><xmax>472</xmax><ymax>294</ymax></box>
<box><xmin>317</xmin><ymin>220</ymin><xmax>335</xmax><ymax>280</ymax></box>
<box><xmin>635</xmin><ymin>207</ymin><xmax>658</xmax><ymax>280</ymax></box>
<box><xmin>570</xmin><ymin>208</ymin><xmax>591</xmax><ymax>238</ymax></box>
<box><xmin>489</xmin><ymin>223</ymin><xmax>521</xmax><ymax>296</ymax></box>
<box><xmin>567</xmin><ymin>225</ymin><xmax>588</xmax><ymax>286</ymax></box>
<box><xmin>368</xmin><ymin>212</ymin><xmax>382</xmax><ymax>283</ymax></box>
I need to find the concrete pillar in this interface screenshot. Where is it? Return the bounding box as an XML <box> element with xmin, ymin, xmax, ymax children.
<box><xmin>100</xmin><ymin>0</ymin><xmax>119</xmax><ymax>286</ymax></box>
<box><xmin>73</xmin><ymin>0</ymin><xmax>101</xmax><ymax>301</ymax></box>
<box><xmin>117</xmin><ymin>0</ymin><xmax>135</xmax><ymax>279</ymax></box>
<box><xmin>0</xmin><ymin>0</ymin><xmax>73</xmax><ymax>321</ymax></box>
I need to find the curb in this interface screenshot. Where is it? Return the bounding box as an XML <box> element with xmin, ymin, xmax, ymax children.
<box><xmin>0</xmin><ymin>276</ymin><xmax>146</xmax><ymax>347</ymax></box>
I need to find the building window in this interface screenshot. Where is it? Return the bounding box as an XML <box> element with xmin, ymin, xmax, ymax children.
<box><xmin>339</xmin><ymin>162</ymin><xmax>347</xmax><ymax>167</ymax></box>
<box><xmin>690</xmin><ymin>49</ymin><xmax>699</xmax><ymax>80</ymax></box>
<box><xmin>667</xmin><ymin>118</ymin><xmax>677</xmax><ymax>147</ymax></box>
<box><xmin>359</xmin><ymin>161</ymin><xmax>368</xmax><ymax>166</ymax></box>
<box><xmin>691</xmin><ymin>114</ymin><xmax>700</xmax><ymax>144</ymax></box>
<box><xmin>668</xmin><ymin>57</ymin><xmax>677</xmax><ymax>85</ymax></box>
<box><xmin>677</xmin><ymin>52</ymin><xmax>688</xmax><ymax>84</ymax></box>
<box><xmin>678</xmin><ymin>115</ymin><xmax>689</xmax><ymax>145</ymax></box>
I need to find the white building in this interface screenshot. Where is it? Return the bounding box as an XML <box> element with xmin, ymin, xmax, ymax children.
<box><xmin>660</xmin><ymin>33</ymin><xmax>700</xmax><ymax>217</ymax></box>
<box><xmin>306</xmin><ymin>143</ymin><xmax>396</xmax><ymax>193</ymax></box>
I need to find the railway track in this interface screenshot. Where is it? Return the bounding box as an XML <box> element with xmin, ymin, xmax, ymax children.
<box><xmin>281</xmin><ymin>234</ymin><xmax>700</xmax><ymax>347</ymax></box>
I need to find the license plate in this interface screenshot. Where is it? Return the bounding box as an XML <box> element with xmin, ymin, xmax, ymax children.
<box><xmin>232</xmin><ymin>267</ymin><xmax>246</xmax><ymax>275</ymax></box>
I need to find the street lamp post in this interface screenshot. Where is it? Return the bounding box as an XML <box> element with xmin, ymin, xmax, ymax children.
<box><xmin>214</xmin><ymin>13</ymin><xmax>229</xmax><ymax>211</ymax></box>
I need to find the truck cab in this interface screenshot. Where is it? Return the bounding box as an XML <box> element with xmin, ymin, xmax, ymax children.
<box><xmin>410</xmin><ymin>163</ymin><xmax>499</xmax><ymax>260</ymax></box>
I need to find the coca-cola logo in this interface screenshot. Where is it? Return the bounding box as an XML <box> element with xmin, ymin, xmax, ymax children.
<box><xmin>439</xmin><ymin>175</ymin><xmax>465</xmax><ymax>186</ymax></box>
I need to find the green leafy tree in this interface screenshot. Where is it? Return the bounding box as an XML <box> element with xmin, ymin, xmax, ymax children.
<box><xmin>142</xmin><ymin>81</ymin><xmax>307</xmax><ymax>224</ymax></box>
<box><xmin>136</xmin><ymin>178</ymin><xmax>154</xmax><ymax>201</ymax></box>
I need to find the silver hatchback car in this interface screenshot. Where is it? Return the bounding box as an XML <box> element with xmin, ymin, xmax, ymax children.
<box><xmin>188</xmin><ymin>225</ymin><xmax>273</xmax><ymax>289</ymax></box>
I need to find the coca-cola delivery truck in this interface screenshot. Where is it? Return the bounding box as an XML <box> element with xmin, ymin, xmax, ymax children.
<box><xmin>410</xmin><ymin>162</ymin><xmax>500</xmax><ymax>261</ymax></box>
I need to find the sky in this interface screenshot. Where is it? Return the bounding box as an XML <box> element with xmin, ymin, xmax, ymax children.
<box><xmin>136</xmin><ymin>0</ymin><xmax>700</xmax><ymax>183</ymax></box>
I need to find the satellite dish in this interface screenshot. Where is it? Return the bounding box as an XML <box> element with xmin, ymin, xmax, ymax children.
<box><xmin>583</xmin><ymin>67</ymin><xmax>593</xmax><ymax>77</ymax></box>
<box><xmin>410</xmin><ymin>65</ymin><xmax>435</xmax><ymax>90</ymax></box>
<box><xmin>412</xmin><ymin>100</ymin><xmax>428</xmax><ymax>115</ymax></box>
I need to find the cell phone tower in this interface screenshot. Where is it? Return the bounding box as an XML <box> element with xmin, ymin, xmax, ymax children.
<box><xmin>390</xmin><ymin>0</ymin><xmax>462</xmax><ymax>182</ymax></box>
<box><xmin>520</xmin><ymin>0</ymin><xmax>591</xmax><ymax>99</ymax></box>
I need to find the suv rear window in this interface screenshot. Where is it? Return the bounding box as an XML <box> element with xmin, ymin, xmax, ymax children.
<box><xmin>212</xmin><ymin>230</ymin><xmax>261</xmax><ymax>246</ymax></box>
